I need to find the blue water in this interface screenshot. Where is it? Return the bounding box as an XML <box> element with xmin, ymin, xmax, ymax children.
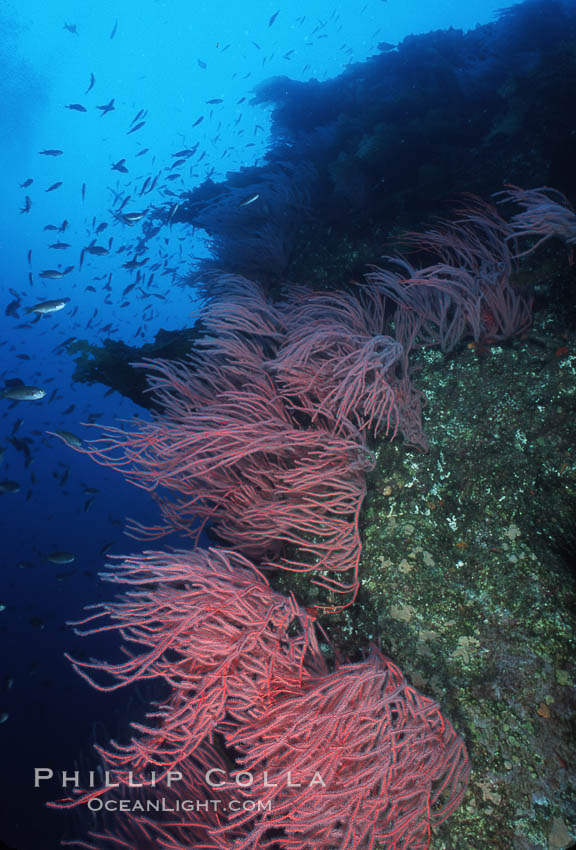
<box><xmin>0</xmin><ymin>0</ymin><xmax>521</xmax><ymax>847</ymax></box>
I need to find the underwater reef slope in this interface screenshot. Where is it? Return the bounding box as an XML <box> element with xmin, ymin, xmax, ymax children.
<box><xmin>59</xmin><ymin>1</ymin><xmax>576</xmax><ymax>847</ymax></box>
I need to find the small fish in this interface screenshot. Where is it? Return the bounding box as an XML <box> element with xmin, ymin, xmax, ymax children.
<box><xmin>49</xmin><ymin>242</ymin><xmax>71</xmax><ymax>250</ymax></box>
<box><xmin>112</xmin><ymin>158</ymin><xmax>128</xmax><ymax>173</ymax></box>
<box><xmin>85</xmin><ymin>73</ymin><xmax>96</xmax><ymax>94</ymax></box>
<box><xmin>39</xmin><ymin>269</ymin><xmax>65</xmax><ymax>279</ymax></box>
<box><xmin>46</xmin><ymin>552</ymin><xmax>76</xmax><ymax>564</ymax></box>
<box><xmin>110</xmin><ymin>19</ymin><xmax>118</xmax><ymax>39</ymax></box>
<box><xmin>377</xmin><ymin>41</ymin><xmax>396</xmax><ymax>51</ymax></box>
<box><xmin>0</xmin><ymin>480</ymin><xmax>20</xmax><ymax>494</ymax></box>
<box><xmin>20</xmin><ymin>178</ymin><xmax>33</xmax><ymax>188</ymax></box>
<box><xmin>20</xmin><ymin>196</ymin><xmax>31</xmax><ymax>214</ymax></box>
<box><xmin>198</xmin><ymin>59</ymin><xmax>207</xmax><ymax>69</ymax></box>
<box><xmin>5</xmin><ymin>297</ymin><xmax>21</xmax><ymax>317</ymax></box>
<box><xmin>97</xmin><ymin>98</ymin><xmax>115</xmax><ymax>116</ymax></box>
<box><xmin>66</xmin><ymin>103</ymin><xmax>87</xmax><ymax>112</ymax></box>
<box><xmin>63</xmin><ymin>22</ymin><xmax>77</xmax><ymax>34</ymax></box>
<box><xmin>192</xmin><ymin>115</ymin><xmax>204</xmax><ymax>127</ymax></box>
<box><xmin>1</xmin><ymin>385</ymin><xmax>46</xmax><ymax>401</ymax></box>
<box><xmin>127</xmin><ymin>121</ymin><xmax>145</xmax><ymax>134</ymax></box>
<box><xmin>268</xmin><ymin>10</ymin><xmax>279</xmax><ymax>26</ymax></box>
<box><xmin>206</xmin><ymin>98</ymin><xmax>223</xmax><ymax>104</ymax></box>
<box><xmin>167</xmin><ymin>202</ymin><xmax>180</xmax><ymax>224</ymax></box>
<box><xmin>172</xmin><ymin>147</ymin><xmax>198</xmax><ymax>157</ymax></box>
<box><xmin>122</xmin><ymin>256</ymin><xmax>148</xmax><ymax>270</ymax></box>
<box><xmin>26</xmin><ymin>298</ymin><xmax>70</xmax><ymax>315</ymax></box>
<box><xmin>48</xmin><ymin>428</ymin><xmax>82</xmax><ymax>447</ymax></box>
<box><xmin>46</xmin><ymin>182</ymin><xmax>63</xmax><ymax>192</ymax></box>
<box><xmin>117</xmin><ymin>211</ymin><xmax>146</xmax><ymax>224</ymax></box>
<box><xmin>39</xmin><ymin>149</ymin><xmax>63</xmax><ymax>156</ymax></box>
<box><xmin>84</xmin><ymin>244</ymin><xmax>109</xmax><ymax>256</ymax></box>
<box><xmin>238</xmin><ymin>193</ymin><xmax>260</xmax><ymax>207</ymax></box>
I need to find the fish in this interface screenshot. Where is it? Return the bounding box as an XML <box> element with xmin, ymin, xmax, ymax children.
<box><xmin>26</xmin><ymin>298</ymin><xmax>70</xmax><ymax>315</ymax></box>
<box><xmin>49</xmin><ymin>429</ymin><xmax>83</xmax><ymax>448</ymax></box>
<box><xmin>122</xmin><ymin>256</ymin><xmax>148</xmax><ymax>270</ymax></box>
<box><xmin>127</xmin><ymin>121</ymin><xmax>145</xmax><ymax>134</ymax></box>
<box><xmin>85</xmin><ymin>73</ymin><xmax>95</xmax><ymax>94</ymax></box>
<box><xmin>268</xmin><ymin>10</ymin><xmax>279</xmax><ymax>26</ymax></box>
<box><xmin>20</xmin><ymin>196</ymin><xmax>31</xmax><ymax>214</ymax></box>
<box><xmin>117</xmin><ymin>211</ymin><xmax>146</xmax><ymax>225</ymax></box>
<box><xmin>49</xmin><ymin>242</ymin><xmax>71</xmax><ymax>250</ymax></box>
<box><xmin>63</xmin><ymin>22</ymin><xmax>77</xmax><ymax>34</ymax></box>
<box><xmin>172</xmin><ymin>147</ymin><xmax>198</xmax><ymax>157</ymax></box>
<box><xmin>206</xmin><ymin>98</ymin><xmax>223</xmax><ymax>104</ymax></box>
<box><xmin>1</xmin><ymin>384</ymin><xmax>46</xmax><ymax>401</ymax></box>
<box><xmin>238</xmin><ymin>193</ymin><xmax>260</xmax><ymax>207</ymax></box>
<box><xmin>46</xmin><ymin>552</ymin><xmax>76</xmax><ymax>564</ymax></box>
<box><xmin>110</xmin><ymin>19</ymin><xmax>118</xmax><ymax>39</ymax></box>
<box><xmin>112</xmin><ymin>158</ymin><xmax>128</xmax><ymax>173</ymax></box>
<box><xmin>97</xmin><ymin>98</ymin><xmax>115</xmax><ymax>116</ymax></box>
<box><xmin>167</xmin><ymin>202</ymin><xmax>180</xmax><ymax>224</ymax></box>
<box><xmin>8</xmin><ymin>436</ymin><xmax>32</xmax><ymax>467</ymax></box>
<box><xmin>377</xmin><ymin>41</ymin><xmax>396</xmax><ymax>51</ymax></box>
<box><xmin>84</xmin><ymin>244</ymin><xmax>109</xmax><ymax>255</ymax></box>
<box><xmin>192</xmin><ymin>115</ymin><xmax>204</xmax><ymax>127</ymax></box>
<box><xmin>20</xmin><ymin>178</ymin><xmax>33</xmax><ymax>188</ymax></box>
<box><xmin>46</xmin><ymin>182</ymin><xmax>63</xmax><ymax>192</ymax></box>
<box><xmin>0</xmin><ymin>480</ymin><xmax>20</xmax><ymax>494</ymax></box>
<box><xmin>5</xmin><ymin>297</ymin><xmax>21</xmax><ymax>317</ymax></box>
<box><xmin>39</xmin><ymin>269</ymin><xmax>65</xmax><ymax>279</ymax></box>
<box><xmin>198</xmin><ymin>59</ymin><xmax>207</xmax><ymax>69</ymax></box>
<box><xmin>39</xmin><ymin>149</ymin><xmax>63</xmax><ymax>156</ymax></box>
<box><xmin>66</xmin><ymin>103</ymin><xmax>87</xmax><ymax>112</ymax></box>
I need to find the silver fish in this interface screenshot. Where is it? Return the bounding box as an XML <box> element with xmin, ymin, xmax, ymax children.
<box><xmin>2</xmin><ymin>386</ymin><xmax>46</xmax><ymax>401</ymax></box>
<box><xmin>46</xmin><ymin>552</ymin><xmax>76</xmax><ymax>564</ymax></box>
<box><xmin>26</xmin><ymin>298</ymin><xmax>70</xmax><ymax>315</ymax></box>
<box><xmin>49</xmin><ymin>429</ymin><xmax>82</xmax><ymax>448</ymax></box>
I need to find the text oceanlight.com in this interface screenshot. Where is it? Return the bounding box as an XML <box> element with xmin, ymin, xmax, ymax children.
<box><xmin>84</xmin><ymin>798</ymin><xmax>273</xmax><ymax>813</ymax></box>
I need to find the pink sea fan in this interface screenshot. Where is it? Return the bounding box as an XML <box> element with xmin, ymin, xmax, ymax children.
<box><xmin>496</xmin><ymin>184</ymin><xmax>576</xmax><ymax>257</ymax></box>
<box><xmin>70</xmin><ymin>363</ymin><xmax>371</xmax><ymax>600</ymax></box>
<box><xmin>368</xmin><ymin>197</ymin><xmax>532</xmax><ymax>350</ymax></box>
<box><xmin>216</xmin><ymin>647</ymin><xmax>470</xmax><ymax>850</ymax></box>
<box><xmin>270</xmin><ymin>285</ymin><xmax>404</xmax><ymax>438</ymax></box>
<box><xmin>55</xmin><ymin>551</ymin><xmax>469</xmax><ymax>850</ymax></box>
<box><xmin>51</xmin><ymin>547</ymin><xmax>325</xmax><ymax>807</ymax></box>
